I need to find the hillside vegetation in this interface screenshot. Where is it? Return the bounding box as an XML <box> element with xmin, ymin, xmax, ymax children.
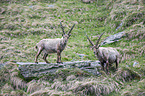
<box><xmin>0</xmin><ymin>0</ymin><xmax>145</xmax><ymax>95</ymax></box>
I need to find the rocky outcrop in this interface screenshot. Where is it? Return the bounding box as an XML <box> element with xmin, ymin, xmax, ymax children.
<box><xmin>18</xmin><ymin>61</ymin><xmax>101</xmax><ymax>79</ymax></box>
<box><xmin>101</xmin><ymin>31</ymin><xmax>126</xmax><ymax>45</ymax></box>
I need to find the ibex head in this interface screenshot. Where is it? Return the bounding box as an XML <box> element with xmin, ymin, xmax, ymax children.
<box><xmin>86</xmin><ymin>32</ymin><xmax>105</xmax><ymax>54</ymax></box>
<box><xmin>60</xmin><ymin>21</ymin><xmax>75</xmax><ymax>41</ymax></box>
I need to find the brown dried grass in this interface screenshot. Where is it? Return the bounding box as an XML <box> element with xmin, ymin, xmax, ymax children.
<box><xmin>114</xmin><ymin>67</ymin><xmax>141</xmax><ymax>82</ymax></box>
<box><xmin>27</xmin><ymin>80</ymin><xmax>49</xmax><ymax>93</ymax></box>
<box><xmin>68</xmin><ymin>77</ymin><xmax>120</xmax><ymax>96</ymax></box>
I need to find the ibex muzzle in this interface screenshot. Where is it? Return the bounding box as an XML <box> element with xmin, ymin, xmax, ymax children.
<box><xmin>86</xmin><ymin>32</ymin><xmax>120</xmax><ymax>74</ymax></box>
<box><xmin>35</xmin><ymin>22</ymin><xmax>75</xmax><ymax>63</ymax></box>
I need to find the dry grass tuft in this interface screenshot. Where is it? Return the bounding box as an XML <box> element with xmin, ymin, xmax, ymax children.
<box><xmin>27</xmin><ymin>80</ymin><xmax>46</xmax><ymax>93</ymax></box>
<box><xmin>114</xmin><ymin>67</ymin><xmax>141</xmax><ymax>82</ymax></box>
<box><xmin>0</xmin><ymin>62</ymin><xmax>27</xmax><ymax>92</ymax></box>
<box><xmin>11</xmin><ymin>76</ymin><xmax>27</xmax><ymax>90</ymax></box>
<box><xmin>69</xmin><ymin>78</ymin><xmax>120</xmax><ymax>96</ymax></box>
<box><xmin>117</xmin><ymin>23</ymin><xmax>145</xmax><ymax>61</ymax></box>
<box><xmin>10</xmin><ymin>90</ymin><xmax>27</xmax><ymax>96</ymax></box>
<box><xmin>29</xmin><ymin>87</ymin><xmax>73</xmax><ymax>96</ymax></box>
<box><xmin>29</xmin><ymin>88</ymin><xmax>50</xmax><ymax>96</ymax></box>
<box><xmin>66</xmin><ymin>75</ymin><xmax>76</xmax><ymax>81</ymax></box>
<box><xmin>125</xmin><ymin>25</ymin><xmax>145</xmax><ymax>40</ymax></box>
<box><xmin>121</xmin><ymin>91</ymin><xmax>132</xmax><ymax>96</ymax></box>
<box><xmin>0</xmin><ymin>83</ymin><xmax>27</xmax><ymax>96</ymax></box>
<box><xmin>51</xmin><ymin>79</ymin><xmax>68</xmax><ymax>91</ymax></box>
<box><xmin>120</xmin><ymin>79</ymin><xmax>145</xmax><ymax>96</ymax></box>
<box><xmin>0</xmin><ymin>66</ymin><xmax>10</xmax><ymax>83</ymax></box>
<box><xmin>106</xmin><ymin>0</ymin><xmax>145</xmax><ymax>30</ymax></box>
<box><xmin>121</xmin><ymin>0</ymin><xmax>145</xmax><ymax>5</ymax></box>
<box><xmin>1</xmin><ymin>83</ymin><xmax>14</xmax><ymax>94</ymax></box>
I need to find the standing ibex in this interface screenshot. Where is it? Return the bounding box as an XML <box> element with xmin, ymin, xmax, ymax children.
<box><xmin>86</xmin><ymin>32</ymin><xmax>120</xmax><ymax>74</ymax></box>
<box><xmin>35</xmin><ymin>22</ymin><xmax>75</xmax><ymax>63</ymax></box>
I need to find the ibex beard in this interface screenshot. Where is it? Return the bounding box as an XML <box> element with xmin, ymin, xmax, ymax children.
<box><xmin>35</xmin><ymin>22</ymin><xmax>75</xmax><ymax>64</ymax></box>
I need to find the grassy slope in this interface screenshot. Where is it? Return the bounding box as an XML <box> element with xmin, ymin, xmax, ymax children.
<box><xmin>0</xmin><ymin>0</ymin><xmax>145</xmax><ymax>95</ymax></box>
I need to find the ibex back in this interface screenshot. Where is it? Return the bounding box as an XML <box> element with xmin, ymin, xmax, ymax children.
<box><xmin>35</xmin><ymin>22</ymin><xmax>75</xmax><ymax>63</ymax></box>
<box><xmin>86</xmin><ymin>32</ymin><xmax>120</xmax><ymax>74</ymax></box>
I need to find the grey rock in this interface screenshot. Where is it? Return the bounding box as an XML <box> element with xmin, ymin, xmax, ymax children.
<box><xmin>48</xmin><ymin>5</ymin><xmax>54</xmax><ymax>8</ymax></box>
<box><xmin>133</xmin><ymin>62</ymin><xmax>139</xmax><ymax>67</ymax></box>
<box><xmin>116</xmin><ymin>22</ymin><xmax>123</xmax><ymax>31</ymax></box>
<box><xmin>81</xmin><ymin>0</ymin><xmax>94</xmax><ymax>3</ymax></box>
<box><xmin>101</xmin><ymin>31</ymin><xmax>126</xmax><ymax>45</ymax></box>
<box><xmin>18</xmin><ymin>61</ymin><xmax>101</xmax><ymax>79</ymax></box>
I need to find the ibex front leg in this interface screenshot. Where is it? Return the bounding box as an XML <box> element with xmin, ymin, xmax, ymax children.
<box><xmin>100</xmin><ymin>62</ymin><xmax>105</xmax><ymax>71</ymax></box>
<box><xmin>57</xmin><ymin>50</ymin><xmax>62</xmax><ymax>63</ymax></box>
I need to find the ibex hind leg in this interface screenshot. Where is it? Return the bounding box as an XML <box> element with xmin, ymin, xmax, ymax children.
<box><xmin>106</xmin><ymin>61</ymin><xmax>110</xmax><ymax>74</ymax></box>
<box><xmin>35</xmin><ymin>47</ymin><xmax>43</xmax><ymax>63</ymax></box>
<box><xmin>115</xmin><ymin>59</ymin><xmax>119</xmax><ymax>70</ymax></box>
<box><xmin>43</xmin><ymin>53</ymin><xmax>50</xmax><ymax>63</ymax></box>
<box><xmin>100</xmin><ymin>62</ymin><xmax>105</xmax><ymax>71</ymax></box>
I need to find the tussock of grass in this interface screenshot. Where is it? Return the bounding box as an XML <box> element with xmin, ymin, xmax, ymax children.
<box><xmin>68</xmin><ymin>77</ymin><xmax>120</xmax><ymax>96</ymax></box>
<box><xmin>1</xmin><ymin>83</ymin><xmax>14</xmax><ymax>95</ymax></box>
<box><xmin>10</xmin><ymin>90</ymin><xmax>27</xmax><ymax>96</ymax></box>
<box><xmin>0</xmin><ymin>67</ymin><xmax>10</xmax><ymax>89</ymax></box>
<box><xmin>106</xmin><ymin>0</ymin><xmax>145</xmax><ymax>31</ymax></box>
<box><xmin>66</xmin><ymin>75</ymin><xmax>76</xmax><ymax>81</ymax></box>
<box><xmin>11</xmin><ymin>76</ymin><xmax>26</xmax><ymax>90</ymax></box>
<box><xmin>125</xmin><ymin>25</ymin><xmax>145</xmax><ymax>40</ymax></box>
<box><xmin>6</xmin><ymin>63</ymin><xmax>27</xmax><ymax>90</ymax></box>
<box><xmin>0</xmin><ymin>62</ymin><xmax>27</xmax><ymax>95</ymax></box>
<box><xmin>51</xmin><ymin>79</ymin><xmax>68</xmax><ymax>91</ymax></box>
<box><xmin>29</xmin><ymin>88</ymin><xmax>73</xmax><ymax>96</ymax></box>
<box><xmin>114</xmin><ymin>67</ymin><xmax>141</xmax><ymax>82</ymax></box>
<box><xmin>121</xmin><ymin>79</ymin><xmax>145</xmax><ymax>96</ymax></box>
<box><xmin>27</xmin><ymin>80</ymin><xmax>46</xmax><ymax>93</ymax></box>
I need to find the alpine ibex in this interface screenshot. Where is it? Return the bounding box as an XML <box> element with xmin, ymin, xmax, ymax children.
<box><xmin>86</xmin><ymin>32</ymin><xmax>120</xmax><ymax>74</ymax></box>
<box><xmin>35</xmin><ymin>22</ymin><xmax>75</xmax><ymax>63</ymax></box>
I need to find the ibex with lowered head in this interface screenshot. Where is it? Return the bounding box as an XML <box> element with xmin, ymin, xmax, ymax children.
<box><xmin>86</xmin><ymin>32</ymin><xmax>120</xmax><ymax>74</ymax></box>
<box><xmin>35</xmin><ymin>22</ymin><xmax>75</xmax><ymax>63</ymax></box>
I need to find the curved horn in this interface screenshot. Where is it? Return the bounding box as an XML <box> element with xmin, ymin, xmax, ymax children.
<box><xmin>67</xmin><ymin>24</ymin><xmax>75</xmax><ymax>35</ymax></box>
<box><xmin>60</xmin><ymin>21</ymin><xmax>65</xmax><ymax>35</ymax></box>
<box><xmin>95</xmin><ymin>32</ymin><xmax>105</xmax><ymax>46</ymax></box>
<box><xmin>86</xmin><ymin>34</ymin><xmax>94</xmax><ymax>46</ymax></box>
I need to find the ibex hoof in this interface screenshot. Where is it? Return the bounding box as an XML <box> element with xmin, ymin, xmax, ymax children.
<box><xmin>35</xmin><ymin>62</ymin><xmax>38</xmax><ymax>64</ymax></box>
<box><xmin>57</xmin><ymin>62</ymin><xmax>63</xmax><ymax>64</ymax></box>
<box><xmin>106</xmin><ymin>72</ymin><xmax>110</xmax><ymax>75</ymax></box>
<box><xmin>46</xmin><ymin>62</ymin><xmax>50</xmax><ymax>64</ymax></box>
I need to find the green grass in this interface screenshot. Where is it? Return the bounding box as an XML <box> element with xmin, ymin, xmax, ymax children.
<box><xmin>0</xmin><ymin>0</ymin><xmax>145</xmax><ymax>95</ymax></box>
